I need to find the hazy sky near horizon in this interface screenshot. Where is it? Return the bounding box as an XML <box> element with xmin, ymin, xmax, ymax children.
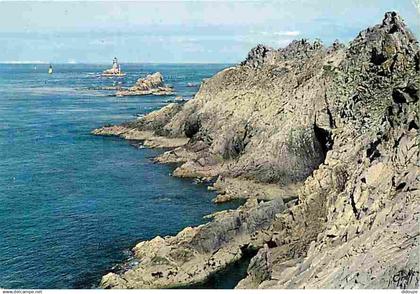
<box><xmin>1</xmin><ymin>0</ymin><xmax>419</xmax><ymax>63</ymax></box>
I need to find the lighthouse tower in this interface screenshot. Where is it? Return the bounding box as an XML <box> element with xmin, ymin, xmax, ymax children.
<box><xmin>102</xmin><ymin>57</ymin><xmax>125</xmax><ymax>76</ymax></box>
<box><xmin>112</xmin><ymin>57</ymin><xmax>119</xmax><ymax>72</ymax></box>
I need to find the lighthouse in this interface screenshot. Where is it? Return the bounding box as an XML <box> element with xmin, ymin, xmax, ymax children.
<box><xmin>102</xmin><ymin>57</ymin><xmax>126</xmax><ymax>77</ymax></box>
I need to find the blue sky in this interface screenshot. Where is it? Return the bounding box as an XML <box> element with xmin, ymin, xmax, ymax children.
<box><xmin>1</xmin><ymin>0</ymin><xmax>419</xmax><ymax>63</ymax></box>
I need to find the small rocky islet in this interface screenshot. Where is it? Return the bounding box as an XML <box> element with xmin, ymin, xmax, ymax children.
<box><xmin>115</xmin><ymin>72</ymin><xmax>174</xmax><ymax>97</ymax></box>
<box><xmin>92</xmin><ymin>12</ymin><xmax>419</xmax><ymax>289</ymax></box>
<box><xmin>95</xmin><ymin>63</ymin><xmax>175</xmax><ymax>96</ymax></box>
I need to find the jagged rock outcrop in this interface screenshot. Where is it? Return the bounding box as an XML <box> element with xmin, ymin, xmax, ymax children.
<box><xmin>116</xmin><ymin>72</ymin><xmax>174</xmax><ymax>96</ymax></box>
<box><xmin>241</xmin><ymin>44</ymin><xmax>276</xmax><ymax>68</ymax></box>
<box><xmin>94</xmin><ymin>12</ymin><xmax>419</xmax><ymax>289</ymax></box>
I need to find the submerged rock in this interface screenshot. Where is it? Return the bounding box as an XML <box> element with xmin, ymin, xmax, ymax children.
<box><xmin>187</xmin><ymin>82</ymin><xmax>199</xmax><ymax>87</ymax></box>
<box><xmin>94</xmin><ymin>12</ymin><xmax>419</xmax><ymax>289</ymax></box>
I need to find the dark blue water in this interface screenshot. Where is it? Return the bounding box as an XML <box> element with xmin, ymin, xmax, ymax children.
<box><xmin>0</xmin><ymin>63</ymin><xmax>234</xmax><ymax>289</ymax></box>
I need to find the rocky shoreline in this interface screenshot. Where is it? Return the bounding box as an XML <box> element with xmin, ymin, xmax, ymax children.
<box><xmin>92</xmin><ymin>12</ymin><xmax>419</xmax><ymax>289</ymax></box>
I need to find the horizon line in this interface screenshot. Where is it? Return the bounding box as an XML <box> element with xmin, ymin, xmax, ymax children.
<box><xmin>0</xmin><ymin>61</ymin><xmax>237</xmax><ymax>65</ymax></box>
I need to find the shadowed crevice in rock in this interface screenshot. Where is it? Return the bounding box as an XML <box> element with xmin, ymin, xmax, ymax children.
<box><xmin>408</xmin><ymin>120</ymin><xmax>418</xmax><ymax>130</ymax></box>
<box><xmin>366</xmin><ymin>139</ymin><xmax>382</xmax><ymax>162</ymax></box>
<box><xmin>313</xmin><ymin>124</ymin><xmax>333</xmax><ymax>158</ymax></box>
<box><xmin>392</xmin><ymin>84</ymin><xmax>419</xmax><ymax>104</ymax></box>
<box><xmin>371</xmin><ymin>47</ymin><xmax>387</xmax><ymax>65</ymax></box>
<box><xmin>183</xmin><ymin>116</ymin><xmax>201</xmax><ymax>138</ymax></box>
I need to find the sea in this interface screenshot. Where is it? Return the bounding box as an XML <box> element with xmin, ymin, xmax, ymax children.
<box><xmin>0</xmin><ymin>63</ymin><xmax>245</xmax><ymax>289</ymax></box>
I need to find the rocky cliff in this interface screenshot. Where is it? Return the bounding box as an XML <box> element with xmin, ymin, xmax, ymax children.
<box><xmin>93</xmin><ymin>12</ymin><xmax>419</xmax><ymax>289</ymax></box>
